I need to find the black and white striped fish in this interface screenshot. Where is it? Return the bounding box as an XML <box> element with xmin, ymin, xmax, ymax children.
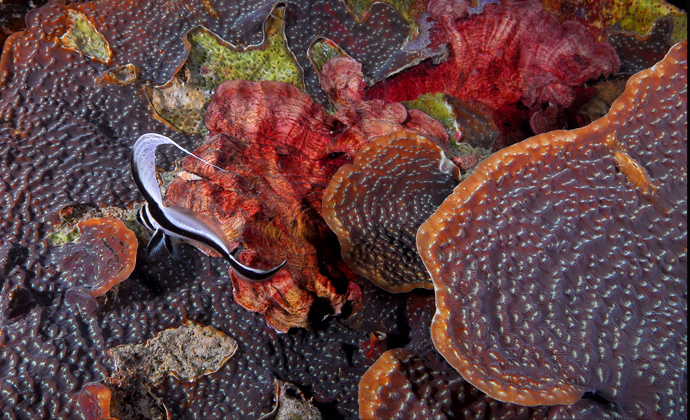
<box><xmin>131</xmin><ymin>133</ymin><xmax>285</xmax><ymax>282</ymax></box>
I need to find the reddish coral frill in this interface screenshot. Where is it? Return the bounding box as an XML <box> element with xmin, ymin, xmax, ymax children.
<box><xmin>367</xmin><ymin>0</ymin><xmax>620</xmax><ymax>147</ymax></box>
<box><xmin>321</xmin><ymin>56</ymin><xmax>449</xmax><ymax>158</ymax></box>
<box><xmin>61</xmin><ymin>217</ymin><xmax>138</xmax><ymax>314</ymax></box>
<box><xmin>165</xmin><ymin>80</ymin><xmax>361</xmax><ymax>332</ymax></box>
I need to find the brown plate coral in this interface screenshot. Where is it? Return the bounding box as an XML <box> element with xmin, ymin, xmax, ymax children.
<box><xmin>418</xmin><ymin>40</ymin><xmax>687</xmax><ymax>417</ymax></box>
<box><xmin>323</xmin><ymin>131</ymin><xmax>459</xmax><ymax>292</ymax></box>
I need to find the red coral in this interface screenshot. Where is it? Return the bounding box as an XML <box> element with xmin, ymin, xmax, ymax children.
<box><xmin>75</xmin><ymin>382</ymin><xmax>113</xmax><ymax>420</ymax></box>
<box><xmin>367</xmin><ymin>0</ymin><xmax>619</xmax><ymax>148</ymax></box>
<box><xmin>165</xmin><ymin>80</ymin><xmax>361</xmax><ymax>332</ymax></box>
<box><xmin>321</xmin><ymin>56</ymin><xmax>449</xmax><ymax>158</ymax></box>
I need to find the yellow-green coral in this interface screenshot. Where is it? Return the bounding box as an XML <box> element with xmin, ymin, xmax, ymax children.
<box><xmin>150</xmin><ymin>4</ymin><xmax>304</xmax><ymax>134</ymax></box>
<box><xmin>403</xmin><ymin>93</ymin><xmax>457</xmax><ymax>140</ymax></box>
<box><xmin>187</xmin><ymin>5</ymin><xmax>303</xmax><ymax>91</ymax></box>
<box><xmin>59</xmin><ymin>10</ymin><xmax>112</xmax><ymax>63</ymax></box>
<box><xmin>309</xmin><ymin>38</ymin><xmax>349</xmax><ymax>73</ymax></box>
<box><xmin>542</xmin><ymin>0</ymin><xmax>686</xmax><ymax>43</ymax></box>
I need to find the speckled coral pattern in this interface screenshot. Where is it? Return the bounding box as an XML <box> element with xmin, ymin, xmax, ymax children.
<box><xmin>358</xmin><ymin>293</ymin><xmax>622</xmax><ymax>420</ymax></box>
<box><xmin>608</xmin><ymin>17</ymin><xmax>676</xmax><ymax>75</ymax></box>
<box><xmin>323</xmin><ymin>132</ymin><xmax>459</xmax><ymax>292</ymax></box>
<box><xmin>418</xmin><ymin>41</ymin><xmax>687</xmax><ymax>417</ymax></box>
<box><xmin>0</xmin><ymin>1</ymin><xmax>410</xmax><ymax>418</ymax></box>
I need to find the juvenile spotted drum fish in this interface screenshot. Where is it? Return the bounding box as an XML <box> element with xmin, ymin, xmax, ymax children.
<box><xmin>131</xmin><ymin>133</ymin><xmax>286</xmax><ymax>282</ymax></box>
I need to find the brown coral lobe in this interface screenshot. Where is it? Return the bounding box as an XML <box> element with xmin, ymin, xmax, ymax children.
<box><xmin>417</xmin><ymin>41</ymin><xmax>687</xmax><ymax>416</ymax></box>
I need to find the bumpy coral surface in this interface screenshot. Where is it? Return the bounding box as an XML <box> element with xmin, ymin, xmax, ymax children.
<box><xmin>359</xmin><ymin>292</ymin><xmax>622</xmax><ymax>419</ymax></box>
<box><xmin>608</xmin><ymin>16</ymin><xmax>676</xmax><ymax>74</ymax></box>
<box><xmin>418</xmin><ymin>41</ymin><xmax>687</xmax><ymax>417</ymax></box>
<box><xmin>367</xmin><ymin>0</ymin><xmax>620</xmax><ymax>147</ymax></box>
<box><xmin>323</xmin><ymin>132</ymin><xmax>459</xmax><ymax>292</ymax></box>
<box><xmin>0</xmin><ymin>0</ymin><xmax>686</xmax><ymax>418</ymax></box>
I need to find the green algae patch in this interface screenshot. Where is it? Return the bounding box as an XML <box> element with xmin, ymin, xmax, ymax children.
<box><xmin>309</xmin><ymin>38</ymin><xmax>350</xmax><ymax>73</ymax></box>
<box><xmin>150</xmin><ymin>4</ymin><xmax>303</xmax><ymax>134</ymax></box>
<box><xmin>542</xmin><ymin>0</ymin><xmax>686</xmax><ymax>43</ymax></box>
<box><xmin>59</xmin><ymin>10</ymin><xmax>112</xmax><ymax>64</ymax></box>
<box><xmin>403</xmin><ymin>93</ymin><xmax>497</xmax><ymax>164</ymax></box>
<box><xmin>48</xmin><ymin>225</ymin><xmax>81</xmax><ymax>246</ymax></box>
<box><xmin>47</xmin><ymin>205</ymin><xmax>143</xmax><ymax>246</ymax></box>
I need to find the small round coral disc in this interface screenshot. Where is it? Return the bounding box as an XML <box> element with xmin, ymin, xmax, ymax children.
<box><xmin>74</xmin><ymin>217</ymin><xmax>138</xmax><ymax>296</ymax></box>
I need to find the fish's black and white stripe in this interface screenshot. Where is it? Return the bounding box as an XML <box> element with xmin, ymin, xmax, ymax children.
<box><xmin>131</xmin><ymin>133</ymin><xmax>286</xmax><ymax>282</ymax></box>
<box><xmin>137</xmin><ymin>204</ymin><xmax>155</xmax><ymax>232</ymax></box>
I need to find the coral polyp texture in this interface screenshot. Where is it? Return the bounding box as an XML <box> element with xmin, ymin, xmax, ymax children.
<box><xmin>323</xmin><ymin>132</ymin><xmax>459</xmax><ymax>292</ymax></box>
<box><xmin>358</xmin><ymin>347</ymin><xmax>622</xmax><ymax>420</ymax></box>
<box><xmin>367</xmin><ymin>0</ymin><xmax>620</xmax><ymax>147</ymax></box>
<box><xmin>0</xmin><ymin>0</ymin><xmax>686</xmax><ymax>418</ymax></box>
<box><xmin>417</xmin><ymin>40</ymin><xmax>687</xmax><ymax>417</ymax></box>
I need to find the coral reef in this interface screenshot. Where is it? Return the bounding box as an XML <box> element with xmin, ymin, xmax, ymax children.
<box><xmin>367</xmin><ymin>0</ymin><xmax>620</xmax><ymax>147</ymax></box>
<box><xmin>417</xmin><ymin>41</ymin><xmax>687</xmax><ymax>417</ymax></box>
<box><xmin>323</xmin><ymin>132</ymin><xmax>459</xmax><ymax>292</ymax></box>
<box><xmin>0</xmin><ymin>0</ymin><xmax>686</xmax><ymax>418</ymax></box>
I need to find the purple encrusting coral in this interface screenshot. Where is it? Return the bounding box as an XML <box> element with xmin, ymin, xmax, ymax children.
<box><xmin>0</xmin><ymin>0</ymin><xmax>686</xmax><ymax>419</ymax></box>
<box><xmin>0</xmin><ymin>1</ymin><xmax>410</xmax><ymax>418</ymax></box>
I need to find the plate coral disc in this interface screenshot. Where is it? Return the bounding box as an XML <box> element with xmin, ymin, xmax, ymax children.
<box><xmin>417</xmin><ymin>41</ymin><xmax>687</xmax><ymax>417</ymax></box>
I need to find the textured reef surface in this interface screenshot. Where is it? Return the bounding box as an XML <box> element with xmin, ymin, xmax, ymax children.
<box><xmin>0</xmin><ymin>0</ymin><xmax>686</xmax><ymax>419</ymax></box>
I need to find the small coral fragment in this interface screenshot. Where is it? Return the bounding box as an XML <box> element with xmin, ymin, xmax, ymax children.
<box><xmin>323</xmin><ymin>131</ymin><xmax>459</xmax><ymax>292</ymax></box>
<box><xmin>417</xmin><ymin>41</ymin><xmax>687</xmax><ymax>415</ymax></box>
<box><xmin>76</xmin><ymin>382</ymin><xmax>115</xmax><ymax>420</ymax></box>
<box><xmin>110</xmin><ymin>322</ymin><xmax>237</xmax><ymax>384</ymax></box>
<box><xmin>96</xmin><ymin>64</ymin><xmax>139</xmax><ymax>86</ymax></box>
<box><xmin>59</xmin><ymin>217</ymin><xmax>138</xmax><ymax>314</ymax></box>
<box><xmin>59</xmin><ymin>9</ymin><xmax>112</xmax><ymax>64</ymax></box>
<box><xmin>261</xmin><ymin>380</ymin><xmax>323</xmax><ymax>420</ymax></box>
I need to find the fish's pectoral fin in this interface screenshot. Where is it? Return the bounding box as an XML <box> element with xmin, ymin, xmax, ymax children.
<box><xmin>164</xmin><ymin>234</ymin><xmax>180</xmax><ymax>261</ymax></box>
<box><xmin>146</xmin><ymin>229</ymin><xmax>167</xmax><ymax>259</ymax></box>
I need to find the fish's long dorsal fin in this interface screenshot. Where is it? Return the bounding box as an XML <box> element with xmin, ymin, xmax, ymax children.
<box><xmin>131</xmin><ymin>133</ymin><xmax>227</xmax><ymax>206</ymax></box>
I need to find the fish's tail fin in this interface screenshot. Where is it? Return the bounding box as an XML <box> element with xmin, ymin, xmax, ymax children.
<box><xmin>229</xmin><ymin>258</ymin><xmax>287</xmax><ymax>283</ymax></box>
